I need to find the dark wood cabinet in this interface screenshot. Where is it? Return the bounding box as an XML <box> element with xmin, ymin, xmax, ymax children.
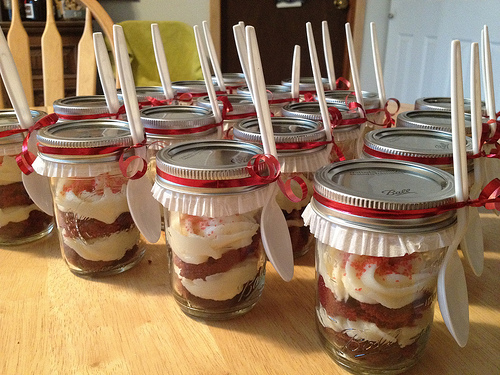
<box><xmin>0</xmin><ymin>20</ymin><xmax>85</xmax><ymax>106</ymax></box>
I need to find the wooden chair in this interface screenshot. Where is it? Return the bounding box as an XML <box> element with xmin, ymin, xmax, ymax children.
<box><xmin>2</xmin><ymin>0</ymin><xmax>115</xmax><ymax>109</ymax></box>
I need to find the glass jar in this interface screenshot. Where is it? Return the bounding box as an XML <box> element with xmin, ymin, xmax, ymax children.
<box><xmin>172</xmin><ymin>80</ymin><xmax>225</xmax><ymax>106</ymax></box>
<box><xmin>232</xmin><ymin>117</ymin><xmax>330</xmax><ymax>258</ymax></box>
<box><xmin>414</xmin><ymin>97</ymin><xmax>486</xmax><ymax>115</ymax></box>
<box><xmin>196</xmin><ymin>94</ymin><xmax>256</xmax><ymax>134</ymax></box>
<box><xmin>153</xmin><ymin>140</ymin><xmax>271</xmax><ymax>319</ymax></box>
<box><xmin>303</xmin><ymin>159</ymin><xmax>456</xmax><ymax>374</ymax></box>
<box><xmin>281</xmin><ymin>76</ymin><xmax>329</xmax><ymax>101</ymax></box>
<box><xmin>33</xmin><ymin>119</ymin><xmax>145</xmax><ymax>276</ymax></box>
<box><xmin>237</xmin><ymin>84</ymin><xmax>293</xmax><ymax>116</ymax></box>
<box><xmin>281</xmin><ymin>101</ymin><xmax>364</xmax><ymax>161</ymax></box>
<box><xmin>396</xmin><ymin>110</ymin><xmax>475</xmax><ymax>137</ymax></box>
<box><xmin>53</xmin><ymin>95</ymin><xmax>125</xmax><ymax>121</ymax></box>
<box><xmin>324</xmin><ymin>90</ymin><xmax>383</xmax><ymax>132</ymax></box>
<box><xmin>117</xmin><ymin>86</ymin><xmax>176</xmax><ymax>108</ymax></box>
<box><xmin>215</xmin><ymin>72</ymin><xmax>246</xmax><ymax>94</ymax></box>
<box><xmin>0</xmin><ymin>110</ymin><xmax>53</xmax><ymax>245</ymax></box>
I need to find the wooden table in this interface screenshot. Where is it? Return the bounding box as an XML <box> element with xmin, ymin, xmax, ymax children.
<box><xmin>0</xmin><ymin>208</ymin><xmax>499</xmax><ymax>374</ymax></box>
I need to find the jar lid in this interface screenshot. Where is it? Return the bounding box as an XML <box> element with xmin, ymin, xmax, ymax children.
<box><xmin>363</xmin><ymin>127</ymin><xmax>473</xmax><ymax>164</ymax></box>
<box><xmin>324</xmin><ymin>90</ymin><xmax>380</xmax><ymax>109</ymax></box>
<box><xmin>233</xmin><ymin>116</ymin><xmax>325</xmax><ymax>147</ymax></box>
<box><xmin>414</xmin><ymin>96</ymin><xmax>486</xmax><ymax>114</ymax></box>
<box><xmin>0</xmin><ymin>109</ymin><xmax>46</xmax><ymax>144</ymax></box>
<box><xmin>196</xmin><ymin>94</ymin><xmax>255</xmax><ymax>115</ymax></box>
<box><xmin>236</xmin><ymin>84</ymin><xmax>292</xmax><ymax>101</ymax></box>
<box><xmin>140</xmin><ymin>105</ymin><xmax>216</xmax><ymax>131</ymax></box>
<box><xmin>117</xmin><ymin>86</ymin><xmax>173</xmax><ymax>102</ymax></box>
<box><xmin>216</xmin><ymin>72</ymin><xmax>246</xmax><ymax>86</ymax></box>
<box><xmin>396</xmin><ymin>110</ymin><xmax>474</xmax><ymax>134</ymax></box>
<box><xmin>52</xmin><ymin>95</ymin><xmax>119</xmax><ymax>116</ymax></box>
<box><xmin>36</xmin><ymin>119</ymin><xmax>132</xmax><ymax>151</ymax></box>
<box><xmin>281</xmin><ymin>76</ymin><xmax>329</xmax><ymax>92</ymax></box>
<box><xmin>172</xmin><ymin>80</ymin><xmax>222</xmax><ymax>94</ymax></box>
<box><xmin>281</xmin><ymin>101</ymin><xmax>361</xmax><ymax>130</ymax></box>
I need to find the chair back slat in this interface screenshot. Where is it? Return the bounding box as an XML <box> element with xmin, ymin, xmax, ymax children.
<box><xmin>41</xmin><ymin>0</ymin><xmax>64</xmax><ymax>107</ymax></box>
<box><xmin>6</xmin><ymin>0</ymin><xmax>33</xmax><ymax>108</ymax></box>
<box><xmin>76</xmin><ymin>8</ymin><xmax>97</xmax><ymax>96</ymax></box>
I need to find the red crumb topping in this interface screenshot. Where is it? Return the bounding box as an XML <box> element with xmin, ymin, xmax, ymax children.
<box><xmin>62</xmin><ymin>173</ymin><xmax>128</xmax><ymax>196</ymax></box>
<box><xmin>348</xmin><ymin>253</ymin><xmax>419</xmax><ymax>279</ymax></box>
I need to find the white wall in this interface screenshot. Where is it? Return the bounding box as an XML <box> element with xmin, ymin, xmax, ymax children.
<box><xmin>99</xmin><ymin>0</ymin><xmax>210</xmax><ymax>27</ymax></box>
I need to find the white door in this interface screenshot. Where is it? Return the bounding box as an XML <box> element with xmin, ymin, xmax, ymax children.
<box><xmin>380</xmin><ymin>0</ymin><xmax>500</xmax><ymax>109</ymax></box>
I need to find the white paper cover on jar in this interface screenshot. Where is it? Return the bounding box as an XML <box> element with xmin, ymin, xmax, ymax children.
<box><xmin>0</xmin><ymin>143</ymin><xmax>22</xmax><ymax>156</ymax></box>
<box><xmin>152</xmin><ymin>183</ymin><xmax>273</xmax><ymax>218</ymax></box>
<box><xmin>279</xmin><ymin>146</ymin><xmax>330</xmax><ymax>173</ymax></box>
<box><xmin>302</xmin><ymin>201</ymin><xmax>456</xmax><ymax>257</ymax></box>
<box><xmin>32</xmin><ymin>155</ymin><xmax>125</xmax><ymax>178</ymax></box>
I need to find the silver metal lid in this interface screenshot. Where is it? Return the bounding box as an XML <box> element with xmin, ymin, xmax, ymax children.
<box><xmin>324</xmin><ymin>90</ymin><xmax>380</xmax><ymax>109</ymax></box>
<box><xmin>236</xmin><ymin>84</ymin><xmax>292</xmax><ymax>101</ymax></box>
<box><xmin>281</xmin><ymin>76</ymin><xmax>329</xmax><ymax>92</ymax></box>
<box><xmin>36</xmin><ymin>119</ymin><xmax>133</xmax><ymax>151</ymax></box>
<box><xmin>196</xmin><ymin>94</ymin><xmax>255</xmax><ymax>115</ymax></box>
<box><xmin>215</xmin><ymin>72</ymin><xmax>246</xmax><ymax>86</ymax></box>
<box><xmin>233</xmin><ymin>117</ymin><xmax>325</xmax><ymax>147</ymax></box>
<box><xmin>363</xmin><ymin>127</ymin><xmax>473</xmax><ymax>163</ymax></box>
<box><xmin>171</xmin><ymin>80</ymin><xmax>222</xmax><ymax>94</ymax></box>
<box><xmin>52</xmin><ymin>95</ymin><xmax>119</xmax><ymax>115</ymax></box>
<box><xmin>313</xmin><ymin>159</ymin><xmax>456</xmax><ymax>228</ymax></box>
<box><xmin>156</xmin><ymin>140</ymin><xmax>264</xmax><ymax>182</ymax></box>
<box><xmin>0</xmin><ymin>109</ymin><xmax>46</xmax><ymax>144</ymax></box>
<box><xmin>140</xmin><ymin>105</ymin><xmax>216</xmax><ymax>130</ymax></box>
<box><xmin>117</xmin><ymin>86</ymin><xmax>172</xmax><ymax>102</ymax></box>
<box><xmin>396</xmin><ymin>110</ymin><xmax>474</xmax><ymax>134</ymax></box>
<box><xmin>414</xmin><ymin>96</ymin><xmax>486</xmax><ymax>114</ymax></box>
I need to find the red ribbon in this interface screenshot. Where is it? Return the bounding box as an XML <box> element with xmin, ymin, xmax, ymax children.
<box><xmin>365</xmin><ymin>98</ymin><xmax>401</xmax><ymax>127</ymax></box>
<box><xmin>335</xmin><ymin>77</ymin><xmax>351</xmax><ymax>90</ymax></box>
<box><xmin>0</xmin><ymin>127</ymin><xmax>27</xmax><ymax>138</ymax></box>
<box><xmin>217</xmin><ymin>95</ymin><xmax>258</xmax><ymax>120</ymax></box>
<box><xmin>176</xmin><ymin>91</ymin><xmax>227</xmax><ymax>104</ymax></box>
<box><xmin>313</xmin><ymin>177</ymin><xmax>500</xmax><ymax>219</ymax></box>
<box><xmin>145</xmin><ymin>121</ymin><xmax>223</xmax><ymax>136</ymax></box>
<box><xmin>16</xmin><ymin>113</ymin><xmax>59</xmax><ymax>175</ymax></box>
<box><xmin>362</xmin><ymin>145</ymin><xmax>455</xmax><ymax>165</ymax></box>
<box><xmin>118</xmin><ymin>140</ymin><xmax>148</xmax><ymax>180</ymax></box>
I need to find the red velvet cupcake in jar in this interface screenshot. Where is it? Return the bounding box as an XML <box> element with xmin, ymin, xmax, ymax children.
<box><xmin>303</xmin><ymin>159</ymin><xmax>457</xmax><ymax>374</ymax></box>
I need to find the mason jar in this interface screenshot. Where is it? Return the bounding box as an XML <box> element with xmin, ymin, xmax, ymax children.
<box><xmin>303</xmin><ymin>159</ymin><xmax>456</xmax><ymax>374</ymax></box>
<box><xmin>363</xmin><ymin>127</ymin><xmax>475</xmax><ymax>186</ymax></box>
<box><xmin>237</xmin><ymin>84</ymin><xmax>293</xmax><ymax>116</ymax></box>
<box><xmin>153</xmin><ymin>140</ymin><xmax>271</xmax><ymax>319</ymax></box>
<box><xmin>281</xmin><ymin>76</ymin><xmax>329</xmax><ymax>101</ymax></box>
<box><xmin>196</xmin><ymin>94</ymin><xmax>256</xmax><ymax>134</ymax></box>
<box><xmin>414</xmin><ymin>97</ymin><xmax>486</xmax><ymax>115</ymax></box>
<box><xmin>0</xmin><ymin>110</ymin><xmax>54</xmax><ymax>245</ymax></box>
<box><xmin>33</xmin><ymin>119</ymin><xmax>145</xmax><ymax>276</ymax></box>
<box><xmin>172</xmin><ymin>80</ymin><xmax>225</xmax><ymax>106</ymax></box>
<box><xmin>232</xmin><ymin>117</ymin><xmax>330</xmax><ymax>258</ymax></box>
<box><xmin>53</xmin><ymin>95</ymin><xmax>125</xmax><ymax>121</ymax></box>
<box><xmin>324</xmin><ymin>90</ymin><xmax>383</xmax><ymax>132</ymax></box>
<box><xmin>117</xmin><ymin>86</ymin><xmax>177</xmax><ymax>108</ymax></box>
<box><xmin>281</xmin><ymin>101</ymin><xmax>364</xmax><ymax>161</ymax></box>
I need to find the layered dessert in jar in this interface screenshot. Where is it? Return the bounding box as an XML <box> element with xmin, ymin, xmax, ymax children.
<box><xmin>0</xmin><ymin>154</ymin><xmax>53</xmax><ymax>244</ymax></box>
<box><xmin>53</xmin><ymin>173</ymin><xmax>143</xmax><ymax>276</ymax></box>
<box><xmin>166</xmin><ymin>209</ymin><xmax>266</xmax><ymax>316</ymax></box>
<box><xmin>316</xmin><ymin>243</ymin><xmax>444</xmax><ymax>371</ymax></box>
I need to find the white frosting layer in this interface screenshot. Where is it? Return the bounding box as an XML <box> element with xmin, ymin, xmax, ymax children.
<box><xmin>275</xmin><ymin>173</ymin><xmax>313</xmax><ymax>214</ymax></box>
<box><xmin>0</xmin><ymin>204</ymin><xmax>38</xmax><ymax>227</ymax></box>
<box><xmin>318</xmin><ymin>244</ymin><xmax>437</xmax><ymax>309</ymax></box>
<box><xmin>174</xmin><ymin>257</ymin><xmax>259</xmax><ymax>300</ymax></box>
<box><xmin>0</xmin><ymin>155</ymin><xmax>22</xmax><ymax>185</ymax></box>
<box><xmin>62</xmin><ymin>228</ymin><xmax>139</xmax><ymax>261</ymax></box>
<box><xmin>317</xmin><ymin>305</ymin><xmax>432</xmax><ymax>348</ymax></box>
<box><xmin>167</xmin><ymin>211</ymin><xmax>259</xmax><ymax>264</ymax></box>
<box><xmin>55</xmin><ymin>178</ymin><xmax>129</xmax><ymax>224</ymax></box>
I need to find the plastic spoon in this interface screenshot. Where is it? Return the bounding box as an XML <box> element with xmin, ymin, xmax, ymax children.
<box><xmin>233</xmin><ymin>23</ymin><xmax>252</xmax><ymax>91</ymax></box>
<box><xmin>437</xmin><ymin>39</ymin><xmax>469</xmax><ymax>348</ymax></box>
<box><xmin>460</xmin><ymin>42</ymin><xmax>484</xmax><ymax>277</ymax></box>
<box><xmin>151</xmin><ymin>23</ymin><xmax>175</xmax><ymax>101</ymax></box>
<box><xmin>370</xmin><ymin>22</ymin><xmax>387</xmax><ymax>109</ymax></box>
<box><xmin>0</xmin><ymin>29</ymin><xmax>54</xmax><ymax>215</ymax></box>
<box><xmin>246</xmin><ymin>25</ymin><xmax>294</xmax><ymax>282</ymax></box>
<box><xmin>322</xmin><ymin>21</ymin><xmax>336</xmax><ymax>91</ymax></box>
<box><xmin>113</xmin><ymin>24</ymin><xmax>161</xmax><ymax>243</ymax></box>
<box><xmin>291</xmin><ymin>45</ymin><xmax>300</xmax><ymax>100</ymax></box>
<box><xmin>306</xmin><ymin>22</ymin><xmax>332</xmax><ymax>152</ymax></box>
<box><xmin>202</xmin><ymin>21</ymin><xmax>226</xmax><ymax>93</ymax></box>
<box><xmin>193</xmin><ymin>25</ymin><xmax>223</xmax><ymax>127</ymax></box>
<box><xmin>93</xmin><ymin>32</ymin><xmax>120</xmax><ymax>114</ymax></box>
